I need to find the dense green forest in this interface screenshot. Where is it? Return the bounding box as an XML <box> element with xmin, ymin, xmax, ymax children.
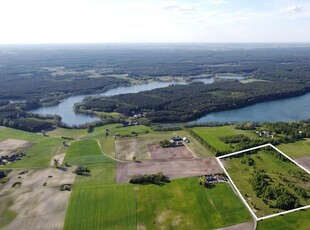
<box><xmin>80</xmin><ymin>80</ymin><xmax>310</xmax><ymax>122</ymax></box>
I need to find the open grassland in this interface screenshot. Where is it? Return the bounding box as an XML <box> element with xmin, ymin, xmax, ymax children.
<box><xmin>47</xmin><ymin>127</ymin><xmax>89</xmax><ymax>139</ymax></box>
<box><xmin>257</xmin><ymin>208</ymin><xmax>310</xmax><ymax>230</ymax></box>
<box><xmin>224</xmin><ymin>149</ymin><xmax>310</xmax><ymax>217</ymax></box>
<box><xmin>278</xmin><ymin>139</ymin><xmax>310</xmax><ymax>158</ymax></box>
<box><xmin>136</xmin><ymin>179</ymin><xmax>252</xmax><ymax>229</ymax></box>
<box><xmin>64</xmin><ymin>139</ymin><xmax>114</xmax><ymax>165</ymax></box>
<box><xmin>0</xmin><ymin>126</ymin><xmax>64</xmax><ymax>168</ymax></box>
<box><xmin>64</xmin><ymin>184</ymin><xmax>136</xmax><ymax>230</ymax></box>
<box><xmin>65</xmin><ymin>177</ymin><xmax>251</xmax><ymax>230</ymax></box>
<box><xmin>191</xmin><ymin>126</ymin><xmax>255</xmax><ymax>152</ymax></box>
<box><xmin>74</xmin><ymin>163</ymin><xmax>115</xmax><ymax>187</ymax></box>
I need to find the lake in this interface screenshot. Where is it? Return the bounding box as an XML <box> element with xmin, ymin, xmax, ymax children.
<box><xmin>191</xmin><ymin>93</ymin><xmax>310</xmax><ymax>124</ymax></box>
<box><xmin>29</xmin><ymin>81</ymin><xmax>188</xmax><ymax>126</ymax></box>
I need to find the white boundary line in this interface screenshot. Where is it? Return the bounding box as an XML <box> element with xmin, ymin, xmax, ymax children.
<box><xmin>216</xmin><ymin>157</ymin><xmax>258</xmax><ymax>221</ymax></box>
<box><xmin>216</xmin><ymin>143</ymin><xmax>310</xmax><ymax>222</ymax></box>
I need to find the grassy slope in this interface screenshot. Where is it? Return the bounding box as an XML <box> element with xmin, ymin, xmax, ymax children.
<box><xmin>225</xmin><ymin>149</ymin><xmax>310</xmax><ymax>217</ymax></box>
<box><xmin>64</xmin><ymin>139</ymin><xmax>114</xmax><ymax>165</ymax></box>
<box><xmin>257</xmin><ymin>209</ymin><xmax>310</xmax><ymax>230</ymax></box>
<box><xmin>191</xmin><ymin>125</ymin><xmax>255</xmax><ymax>152</ymax></box>
<box><xmin>136</xmin><ymin>179</ymin><xmax>252</xmax><ymax>230</ymax></box>
<box><xmin>0</xmin><ymin>126</ymin><xmax>64</xmax><ymax>168</ymax></box>
<box><xmin>278</xmin><ymin>139</ymin><xmax>310</xmax><ymax>158</ymax></box>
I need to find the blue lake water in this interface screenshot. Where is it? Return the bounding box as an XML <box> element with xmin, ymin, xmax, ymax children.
<box><xmin>191</xmin><ymin>93</ymin><xmax>310</xmax><ymax>124</ymax></box>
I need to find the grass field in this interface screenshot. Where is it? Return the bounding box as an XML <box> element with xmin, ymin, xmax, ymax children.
<box><xmin>191</xmin><ymin>125</ymin><xmax>255</xmax><ymax>152</ymax></box>
<box><xmin>0</xmin><ymin>126</ymin><xmax>64</xmax><ymax>168</ymax></box>
<box><xmin>65</xmin><ymin>177</ymin><xmax>252</xmax><ymax>230</ymax></box>
<box><xmin>64</xmin><ymin>139</ymin><xmax>114</xmax><ymax>165</ymax></box>
<box><xmin>278</xmin><ymin>139</ymin><xmax>310</xmax><ymax>158</ymax></box>
<box><xmin>257</xmin><ymin>208</ymin><xmax>310</xmax><ymax>230</ymax></box>
<box><xmin>74</xmin><ymin>163</ymin><xmax>115</xmax><ymax>187</ymax></box>
<box><xmin>136</xmin><ymin>178</ymin><xmax>252</xmax><ymax>229</ymax></box>
<box><xmin>64</xmin><ymin>184</ymin><xmax>136</xmax><ymax>230</ymax></box>
<box><xmin>224</xmin><ymin>148</ymin><xmax>310</xmax><ymax>217</ymax></box>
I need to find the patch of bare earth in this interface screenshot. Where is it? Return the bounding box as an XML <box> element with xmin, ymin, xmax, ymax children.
<box><xmin>0</xmin><ymin>168</ymin><xmax>75</xmax><ymax>230</ymax></box>
<box><xmin>148</xmin><ymin>144</ymin><xmax>193</xmax><ymax>160</ymax></box>
<box><xmin>116</xmin><ymin>158</ymin><xmax>221</xmax><ymax>183</ymax></box>
<box><xmin>215</xmin><ymin>221</ymin><xmax>254</xmax><ymax>230</ymax></box>
<box><xmin>0</xmin><ymin>139</ymin><xmax>32</xmax><ymax>156</ymax></box>
<box><xmin>295</xmin><ymin>156</ymin><xmax>310</xmax><ymax>171</ymax></box>
<box><xmin>137</xmin><ymin>225</ymin><xmax>146</xmax><ymax>230</ymax></box>
<box><xmin>50</xmin><ymin>153</ymin><xmax>66</xmax><ymax>166</ymax></box>
<box><xmin>115</xmin><ymin>138</ymin><xmax>151</xmax><ymax>160</ymax></box>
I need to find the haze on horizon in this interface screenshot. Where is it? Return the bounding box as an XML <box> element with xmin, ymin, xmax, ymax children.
<box><xmin>0</xmin><ymin>0</ymin><xmax>310</xmax><ymax>44</ymax></box>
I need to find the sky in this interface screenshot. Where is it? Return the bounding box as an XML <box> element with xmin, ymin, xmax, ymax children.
<box><xmin>0</xmin><ymin>0</ymin><xmax>309</xmax><ymax>44</ymax></box>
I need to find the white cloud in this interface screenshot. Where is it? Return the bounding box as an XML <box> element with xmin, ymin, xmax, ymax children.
<box><xmin>281</xmin><ymin>5</ymin><xmax>302</xmax><ymax>13</ymax></box>
<box><xmin>162</xmin><ymin>4</ymin><xmax>196</xmax><ymax>12</ymax></box>
<box><xmin>209</xmin><ymin>0</ymin><xmax>228</xmax><ymax>5</ymax></box>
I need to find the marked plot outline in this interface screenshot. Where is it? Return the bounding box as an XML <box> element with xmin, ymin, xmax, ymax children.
<box><xmin>216</xmin><ymin>143</ymin><xmax>310</xmax><ymax>222</ymax></box>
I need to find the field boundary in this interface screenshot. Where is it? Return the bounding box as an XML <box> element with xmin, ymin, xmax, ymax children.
<box><xmin>216</xmin><ymin>143</ymin><xmax>310</xmax><ymax>224</ymax></box>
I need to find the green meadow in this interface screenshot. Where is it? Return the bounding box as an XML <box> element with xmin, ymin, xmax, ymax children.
<box><xmin>64</xmin><ymin>139</ymin><xmax>114</xmax><ymax>165</ymax></box>
<box><xmin>224</xmin><ymin>149</ymin><xmax>310</xmax><ymax>217</ymax></box>
<box><xmin>191</xmin><ymin>125</ymin><xmax>255</xmax><ymax>152</ymax></box>
<box><xmin>257</xmin><ymin>209</ymin><xmax>310</xmax><ymax>230</ymax></box>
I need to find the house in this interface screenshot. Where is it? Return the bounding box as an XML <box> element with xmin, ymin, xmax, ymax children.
<box><xmin>171</xmin><ymin>136</ymin><xmax>182</xmax><ymax>142</ymax></box>
<box><xmin>183</xmin><ymin>137</ymin><xmax>190</xmax><ymax>143</ymax></box>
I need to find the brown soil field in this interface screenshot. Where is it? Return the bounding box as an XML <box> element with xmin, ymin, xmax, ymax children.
<box><xmin>148</xmin><ymin>144</ymin><xmax>194</xmax><ymax>160</ymax></box>
<box><xmin>116</xmin><ymin>158</ymin><xmax>221</xmax><ymax>183</ymax></box>
<box><xmin>0</xmin><ymin>168</ymin><xmax>76</xmax><ymax>230</ymax></box>
<box><xmin>0</xmin><ymin>139</ymin><xmax>32</xmax><ymax>156</ymax></box>
<box><xmin>295</xmin><ymin>156</ymin><xmax>310</xmax><ymax>171</ymax></box>
<box><xmin>115</xmin><ymin>138</ymin><xmax>151</xmax><ymax>160</ymax></box>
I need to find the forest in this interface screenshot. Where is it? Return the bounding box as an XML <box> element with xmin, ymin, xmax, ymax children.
<box><xmin>80</xmin><ymin>80</ymin><xmax>310</xmax><ymax>123</ymax></box>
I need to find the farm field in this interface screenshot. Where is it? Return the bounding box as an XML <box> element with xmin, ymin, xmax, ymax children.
<box><xmin>257</xmin><ymin>208</ymin><xmax>310</xmax><ymax>230</ymax></box>
<box><xmin>0</xmin><ymin>126</ymin><xmax>64</xmax><ymax>168</ymax></box>
<box><xmin>64</xmin><ymin>139</ymin><xmax>114</xmax><ymax>165</ymax></box>
<box><xmin>0</xmin><ymin>168</ymin><xmax>75</xmax><ymax>229</ymax></box>
<box><xmin>191</xmin><ymin>125</ymin><xmax>255</xmax><ymax>153</ymax></box>
<box><xmin>64</xmin><ymin>184</ymin><xmax>136</xmax><ymax>230</ymax></box>
<box><xmin>278</xmin><ymin>139</ymin><xmax>310</xmax><ymax>158</ymax></box>
<box><xmin>223</xmin><ymin>148</ymin><xmax>310</xmax><ymax>217</ymax></box>
<box><xmin>74</xmin><ymin>163</ymin><xmax>115</xmax><ymax>187</ymax></box>
<box><xmin>114</xmin><ymin>129</ymin><xmax>211</xmax><ymax>160</ymax></box>
<box><xmin>136</xmin><ymin>178</ymin><xmax>252</xmax><ymax>229</ymax></box>
<box><xmin>116</xmin><ymin>158</ymin><xmax>221</xmax><ymax>183</ymax></box>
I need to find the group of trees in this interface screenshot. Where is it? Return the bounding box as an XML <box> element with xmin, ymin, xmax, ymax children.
<box><xmin>220</xmin><ymin>134</ymin><xmax>251</xmax><ymax>144</ymax></box>
<box><xmin>249</xmin><ymin>170</ymin><xmax>301</xmax><ymax>210</ymax></box>
<box><xmin>73</xmin><ymin>165</ymin><xmax>91</xmax><ymax>176</ymax></box>
<box><xmin>129</xmin><ymin>172</ymin><xmax>170</xmax><ymax>185</ymax></box>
